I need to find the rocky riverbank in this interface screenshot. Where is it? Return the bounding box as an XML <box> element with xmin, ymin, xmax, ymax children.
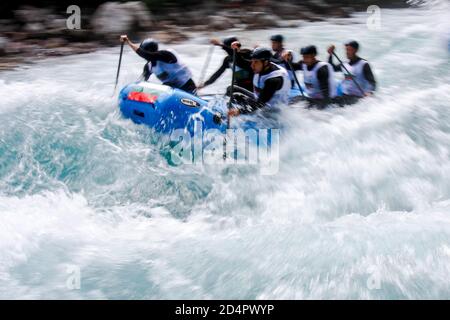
<box><xmin>0</xmin><ymin>0</ymin><xmax>410</xmax><ymax>71</ymax></box>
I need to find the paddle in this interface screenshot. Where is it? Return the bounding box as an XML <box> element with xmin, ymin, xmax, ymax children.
<box><xmin>198</xmin><ymin>45</ymin><xmax>215</xmax><ymax>87</ymax></box>
<box><xmin>286</xmin><ymin>59</ymin><xmax>305</xmax><ymax>99</ymax></box>
<box><xmin>331</xmin><ymin>51</ymin><xmax>365</xmax><ymax>97</ymax></box>
<box><xmin>227</xmin><ymin>48</ymin><xmax>237</xmax><ymax>129</ymax></box>
<box><xmin>113</xmin><ymin>41</ymin><xmax>125</xmax><ymax>95</ymax></box>
<box><xmin>222</xmin><ymin>48</ymin><xmax>237</xmax><ymax>160</ymax></box>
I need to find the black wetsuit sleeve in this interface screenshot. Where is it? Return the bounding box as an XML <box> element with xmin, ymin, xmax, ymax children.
<box><xmin>136</xmin><ymin>48</ymin><xmax>177</xmax><ymax>63</ymax></box>
<box><xmin>328</xmin><ymin>55</ymin><xmax>342</xmax><ymax>72</ymax></box>
<box><xmin>204</xmin><ymin>57</ymin><xmax>229</xmax><ymax>86</ymax></box>
<box><xmin>289</xmin><ymin>60</ymin><xmax>303</xmax><ymax>71</ymax></box>
<box><xmin>239</xmin><ymin>76</ymin><xmax>283</xmax><ymax>114</ymax></box>
<box><xmin>363</xmin><ymin>63</ymin><xmax>376</xmax><ymax>91</ymax></box>
<box><xmin>317</xmin><ymin>65</ymin><xmax>330</xmax><ymax>100</ymax></box>
<box><xmin>221</xmin><ymin>45</ymin><xmax>252</xmax><ymax>72</ymax></box>
<box><xmin>220</xmin><ymin>44</ymin><xmax>233</xmax><ymax>56</ymax></box>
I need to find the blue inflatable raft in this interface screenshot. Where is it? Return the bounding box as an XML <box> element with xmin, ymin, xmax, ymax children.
<box><xmin>118</xmin><ymin>81</ymin><xmax>312</xmax><ymax>135</ymax></box>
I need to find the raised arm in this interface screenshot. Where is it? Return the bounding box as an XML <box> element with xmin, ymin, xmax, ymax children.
<box><xmin>281</xmin><ymin>51</ymin><xmax>303</xmax><ymax>70</ymax></box>
<box><xmin>120</xmin><ymin>35</ymin><xmax>176</xmax><ymax>63</ymax></box>
<box><xmin>327</xmin><ymin>45</ymin><xmax>342</xmax><ymax>72</ymax></box>
<box><xmin>202</xmin><ymin>57</ymin><xmax>230</xmax><ymax>87</ymax></box>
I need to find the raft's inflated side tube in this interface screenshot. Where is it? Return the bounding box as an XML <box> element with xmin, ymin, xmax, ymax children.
<box><xmin>119</xmin><ymin>82</ymin><xmax>227</xmax><ymax>135</ymax></box>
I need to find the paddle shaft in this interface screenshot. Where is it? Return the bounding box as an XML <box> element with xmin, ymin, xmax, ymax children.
<box><xmin>222</xmin><ymin>48</ymin><xmax>237</xmax><ymax>160</ymax></box>
<box><xmin>114</xmin><ymin>42</ymin><xmax>125</xmax><ymax>92</ymax></box>
<box><xmin>198</xmin><ymin>45</ymin><xmax>215</xmax><ymax>85</ymax></box>
<box><xmin>332</xmin><ymin>51</ymin><xmax>365</xmax><ymax>96</ymax></box>
<box><xmin>227</xmin><ymin>48</ymin><xmax>237</xmax><ymax>129</ymax></box>
<box><xmin>286</xmin><ymin>60</ymin><xmax>305</xmax><ymax>98</ymax></box>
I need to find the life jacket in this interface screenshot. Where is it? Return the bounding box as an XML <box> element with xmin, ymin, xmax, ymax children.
<box><xmin>146</xmin><ymin>49</ymin><xmax>192</xmax><ymax>89</ymax></box>
<box><xmin>253</xmin><ymin>63</ymin><xmax>290</xmax><ymax>108</ymax></box>
<box><xmin>341</xmin><ymin>59</ymin><xmax>374</xmax><ymax>97</ymax></box>
<box><xmin>302</xmin><ymin>61</ymin><xmax>337</xmax><ymax>99</ymax></box>
<box><xmin>273</xmin><ymin>49</ymin><xmax>295</xmax><ymax>87</ymax></box>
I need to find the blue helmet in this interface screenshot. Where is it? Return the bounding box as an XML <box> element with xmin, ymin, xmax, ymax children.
<box><xmin>140</xmin><ymin>38</ymin><xmax>158</xmax><ymax>52</ymax></box>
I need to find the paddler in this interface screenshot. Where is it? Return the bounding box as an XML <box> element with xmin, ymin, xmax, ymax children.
<box><xmin>269</xmin><ymin>34</ymin><xmax>296</xmax><ymax>88</ymax></box>
<box><xmin>327</xmin><ymin>40</ymin><xmax>376</xmax><ymax>105</ymax></box>
<box><xmin>120</xmin><ymin>35</ymin><xmax>197</xmax><ymax>94</ymax></box>
<box><xmin>228</xmin><ymin>46</ymin><xmax>290</xmax><ymax>117</ymax></box>
<box><xmin>270</xmin><ymin>34</ymin><xmax>286</xmax><ymax>61</ymax></box>
<box><xmin>282</xmin><ymin>45</ymin><xmax>337</xmax><ymax>109</ymax></box>
<box><xmin>198</xmin><ymin>36</ymin><xmax>254</xmax><ymax>92</ymax></box>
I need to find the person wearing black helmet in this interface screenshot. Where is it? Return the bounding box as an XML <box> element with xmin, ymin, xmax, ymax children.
<box><xmin>198</xmin><ymin>36</ymin><xmax>254</xmax><ymax>91</ymax></box>
<box><xmin>120</xmin><ymin>35</ymin><xmax>197</xmax><ymax>94</ymax></box>
<box><xmin>327</xmin><ymin>41</ymin><xmax>376</xmax><ymax>104</ymax></box>
<box><xmin>270</xmin><ymin>34</ymin><xmax>285</xmax><ymax>60</ymax></box>
<box><xmin>228</xmin><ymin>46</ymin><xmax>290</xmax><ymax>117</ymax></box>
<box><xmin>270</xmin><ymin>34</ymin><xmax>297</xmax><ymax>88</ymax></box>
<box><xmin>283</xmin><ymin>45</ymin><xmax>337</xmax><ymax>108</ymax></box>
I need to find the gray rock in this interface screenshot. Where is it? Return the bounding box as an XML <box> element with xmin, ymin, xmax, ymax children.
<box><xmin>91</xmin><ymin>1</ymin><xmax>153</xmax><ymax>39</ymax></box>
<box><xmin>172</xmin><ymin>11</ymin><xmax>211</xmax><ymax>27</ymax></box>
<box><xmin>0</xmin><ymin>19</ymin><xmax>20</xmax><ymax>32</ymax></box>
<box><xmin>121</xmin><ymin>1</ymin><xmax>153</xmax><ymax>29</ymax></box>
<box><xmin>62</xmin><ymin>29</ymin><xmax>98</xmax><ymax>42</ymax></box>
<box><xmin>307</xmin><ymin>0</ymin><xmax>331</xmax><ymax>8</ymax></box>
<box><xmin>0</xmin><ymin>37</ymin><xmax>9</xmax><ymax>55</ymax></box>
<box><xmin>23</xmin><ymin>22</ymin><xmax>45</xmax><ymax>33</ymax></box>
<box><xmin>14</xmin><ymin>6</ymin><xmax>52</xmax><ymax>24</ymax></box>
<box><xmin>208</xmin><ymin>15</ymin><xmax>235</xmax><ymax>31</ymax></box>
<box><xmin>44</xmin><ymin>15</ymin><xmax>67</xmax><ymax>30</ymax></box>
<box><xmin>147</xmin><ymin>29</ymin><xmax>189</xmax><ymax>44</ymax></box>
<box><xmin>0</xmin><ymin>57</ymin><xmax>22</xmax><ymax>71</ymax></box>
<box><xmin>14</xmin><ymin>6</ymin><xmax>72</xmax><ymax>34</ymax></box>
<box><xmin>43</xmin><ymin>37</ymin><xmax>68</xmax><ymax>49</ymax></box>
<box><xmin>269</xmin><ymin>2</ymin><xmax>305</xmax><ymax>19</ymax></box>
<box><xmin>246</xmin><ymin>12</ymin><xmax>281</xmax><ymax>29</ymax></box>
<box><xmin>166</xmin><ymin>11</ymin><xmax>211</xmax><ymax>27</ymax></box>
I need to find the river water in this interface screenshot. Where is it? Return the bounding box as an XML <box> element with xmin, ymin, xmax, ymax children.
<box><xmin>0</xmin><ymin>3</ymin><xmax>449</xmax><ymax>299</ymax></box>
